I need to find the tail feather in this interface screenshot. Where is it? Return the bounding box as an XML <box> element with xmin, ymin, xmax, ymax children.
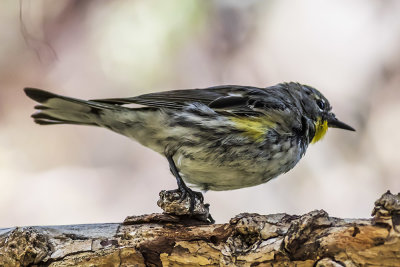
<box><xmin>30</xmin><ymin>111</ymin><xmax>98</xmax><ymax>126</ymax></box>
<box><xmin>24</xmin><ymin>88</ymin><xmax>59</xmax><ymax>103</ymax></box>
<box><xmin>24</xmin><ymin>88</ymin><xmax>115</xmax><ymax>126</ymax></box>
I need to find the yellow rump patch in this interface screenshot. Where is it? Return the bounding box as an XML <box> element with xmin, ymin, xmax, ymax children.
<box><xmin>230</xmin><ymin>116</ymin><xmax>276</xmax><ymax>142</ymax></box>
<box><xmin>312</xmin><ymin>118</ymin><xmax>328</xmax><ymax>143</ymax></box>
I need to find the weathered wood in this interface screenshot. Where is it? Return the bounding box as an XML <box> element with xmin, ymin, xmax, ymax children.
<box><xmin>1</xmin><ymin>191</ymin><xmax>400</xmax><ymax>266</ymax></box>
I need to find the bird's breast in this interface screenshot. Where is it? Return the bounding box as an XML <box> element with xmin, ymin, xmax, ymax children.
<box><xmin>174</xmin><ymin>136</ymin><xmax>305</xmax><ymax>191</ymax></box>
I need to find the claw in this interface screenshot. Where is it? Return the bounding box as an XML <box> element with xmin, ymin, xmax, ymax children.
<box><xmin>177</xmin><ymin>183</ymin><xmax>203</xmax><ymax>213</ymax></box>
<box><xmin>207</xmin><ymin>214</ymin><xmax>215</xmax><ymax>224</ymax></box>
<box><xmin>158</xmin><ymin>190</ymin><xmax>213</xmax><ymax>224</ymax></box>
<box><xmin>178</xmin><ymin>188</ymin><xmax>187</xmax><ymax>202</ymax></box>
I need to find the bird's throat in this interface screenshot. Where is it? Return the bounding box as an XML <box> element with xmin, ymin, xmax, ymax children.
<box><xmin>311</xmin><ymin>118</ymin><xmax>328</xmax><ymax>144</ymax></box>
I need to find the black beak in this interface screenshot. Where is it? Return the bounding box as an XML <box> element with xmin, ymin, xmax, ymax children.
<box><xmin>327</xmin><ymin>116</ymin><xmax>355</xmax><ymax>131</ymax></box>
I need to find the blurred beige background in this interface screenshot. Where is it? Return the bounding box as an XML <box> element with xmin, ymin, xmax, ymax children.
<box><xmin>1</xmin><ymin>0</ymin><xmax>400</xmax><ymax>227</ymax></box>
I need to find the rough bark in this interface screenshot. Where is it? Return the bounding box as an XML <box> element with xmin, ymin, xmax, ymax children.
<box><xmin>1</xmin><ymin>191</ymin><xmax>400</xmax><ymax>267</ymax></box>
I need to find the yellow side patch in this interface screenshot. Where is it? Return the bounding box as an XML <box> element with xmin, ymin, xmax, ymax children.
<box><xmin>230</xmin><ymin>116</ymin><xmax>276</xmax><ymax>142</ymax></box>
<box><xmin>312</xmin><ymin>118</ymin><xmax>328</xmax><ymax>143</ymax></box>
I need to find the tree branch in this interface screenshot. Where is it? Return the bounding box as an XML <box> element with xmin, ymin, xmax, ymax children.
<box><xmin>1</xmin><ymin>191</ymin><xmax>400</xmax><ymax>266</ymax></box>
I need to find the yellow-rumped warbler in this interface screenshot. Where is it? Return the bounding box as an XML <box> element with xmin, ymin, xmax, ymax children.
<box><xmin>24</xmin><ymin>82</ymin><xmax>354</xmax><ymax>210</ymax></box>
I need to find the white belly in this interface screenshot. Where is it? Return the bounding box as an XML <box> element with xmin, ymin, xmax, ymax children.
<box><xmin>174</xmin><ymin>143</ymin><xmax>303</xmax><ymax>191</ymax></box>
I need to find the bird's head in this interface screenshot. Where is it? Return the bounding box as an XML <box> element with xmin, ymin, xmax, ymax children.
<box><xmin>296</xmin><ymin>83</ymin><xmax>355</xmax><ymax>143</ymax></box>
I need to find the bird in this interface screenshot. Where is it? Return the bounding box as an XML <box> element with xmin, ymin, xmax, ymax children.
<box><xmin>24</xmin><ymin>82</ymin><xmax>355</xmax><ymax>211</ymax></box>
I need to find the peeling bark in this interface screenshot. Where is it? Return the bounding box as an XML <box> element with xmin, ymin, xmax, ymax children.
<box><xmin>1</xmin><ymin>191</ymin><xmax>400</xmax><ymax>266</ymax></box>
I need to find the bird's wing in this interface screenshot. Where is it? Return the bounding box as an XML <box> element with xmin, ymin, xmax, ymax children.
<box><xmin>92</xmin><ymin>84</ymin><xmax>304</xmax><ymax>134</ymax></box>
<box><xmin>91</xmin><ymin>85</ymin><xmax>285</xmax><ymax>116</ymax></box>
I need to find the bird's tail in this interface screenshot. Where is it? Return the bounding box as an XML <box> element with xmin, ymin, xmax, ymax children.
<box><xmin>24</xmin><ymin>88</ymin><xmax>117</xmax><ymax>126</ymax></box>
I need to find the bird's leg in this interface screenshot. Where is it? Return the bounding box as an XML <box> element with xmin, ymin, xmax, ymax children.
<box><xmin>167</xmin><ymin>155</ymin><xmax>204</xmax><ymax>213</ymax></box>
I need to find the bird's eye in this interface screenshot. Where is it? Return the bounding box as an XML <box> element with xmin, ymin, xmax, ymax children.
<box><xmin>316</xmin><ymin>99</ymin><xmax>325</xmax><ymax>110</ymax></box>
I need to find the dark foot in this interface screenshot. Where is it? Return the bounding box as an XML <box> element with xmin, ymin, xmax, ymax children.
<box><xmin>177</xmin><ymin>183</ymin><xmax>204</xmax><ymax>213</ymax></box>
<box><xmin>157</xmin><ymin>190</ymin><xmax>213</xmax><ymax>224</ymax></box>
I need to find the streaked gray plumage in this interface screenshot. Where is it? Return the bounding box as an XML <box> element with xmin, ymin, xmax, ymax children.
<box><xmin>24</xmin><ymin>82</ymin><xmax>354</xmax><ymax>192</ymax></box>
